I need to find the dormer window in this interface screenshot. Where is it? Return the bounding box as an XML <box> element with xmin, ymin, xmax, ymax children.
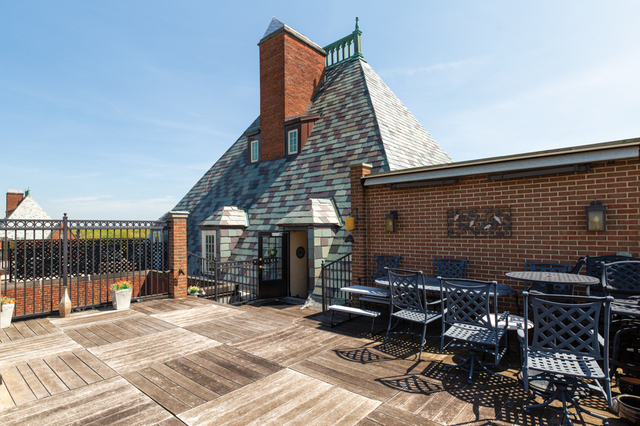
<box><xmin>248</xmin><ymin>133</ymin><xmax>261</xmax><ymax>163</ymax></box>
<box><xmin>287</xmin><ymin>129</ymin><xmax>299</xmax><ymax>155</ymax></box>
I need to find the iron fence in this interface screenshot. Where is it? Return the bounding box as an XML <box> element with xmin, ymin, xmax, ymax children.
<box><xmin>187</xmin><ymin>252</ymin><xmax>257</xmax><ymax>304</ymax></box>
<box><xmin>321</xmin><ymin>253</ymin><xmax>352</xmax><ymax>311</ymax></box>
<box><xmin>0</xmin><ymin>214</ymin><xmax>168</xmax><ymax>319</ymax></box>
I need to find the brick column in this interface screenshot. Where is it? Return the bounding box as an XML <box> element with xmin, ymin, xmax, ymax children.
<box><xmin>349</xmin><ymin>162</ymin><xmax>372</xmax><ymax>285</ymax></box>
<box><xmin>167</xmin><ymin>211</ymin><xmax>189</xmax><ymax>299</ymax></box>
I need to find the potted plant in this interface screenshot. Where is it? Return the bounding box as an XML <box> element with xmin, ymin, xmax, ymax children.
<box><xmin>110</xmin><ymin>281</ymin><xmax>132</xmax><ymax>310</ymax></box>
<box><xmin>187</xmin><ymin>286</ymin><xmax>201</xmax><ymax>296</ymax></box>
<box><xmin>1</xmin><ymin>296</ymin><xmax>16</xmax><ymax>329</ymax></box>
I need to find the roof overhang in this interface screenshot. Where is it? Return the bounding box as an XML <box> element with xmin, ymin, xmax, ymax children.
<box><xmin>363</xmin><ymin>138</ymin><xmax>640</xmax><ymax>187</ymax></box>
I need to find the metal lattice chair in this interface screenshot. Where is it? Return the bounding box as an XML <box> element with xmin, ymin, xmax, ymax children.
<box><xmin>585</xmin><ymin>254</ymin><xmax>640</xmax><ymax>295</ymax></box>
<box><xmin>384</xmin><ymin>268</ymin><xmax>442</xmax><ymax>361</ymax></box>
<box><xmin>602</xmin><ymin>260</ymin><xmax>640</xmax><ymax>298</ymax></box>
<box><xmin>440</xmin><ymin>278</ymin><xmax>508</xmax><ymax>383</ymax></box>
<box><xmin>432</xmin><ymin>258</ymin><xmax>468</xmax><ymax>279</ymax></box>
<box><xmin>357</xmin><ymin>255</ymin><xmax>401</xmax><ymax>286</ymax></box>
<box><xmin>521</xmin><ymin>292</ymin><xmax>613</xmax><ymax>426</ymax></box>
<box><xmin>514</xmin><ymin>262</ymin><xmax>572</xmax><ymax>316</ymax></box>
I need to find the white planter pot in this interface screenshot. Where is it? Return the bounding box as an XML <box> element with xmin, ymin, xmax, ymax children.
<box><xmin>111</xmin><ymin>288</ymin><xmax>132</xmax><ymax>310</ymax></box>
<box><xmin>1</xmin><ymin>303</ymin><xmax>15</xmax><ymax>329</ymax></box>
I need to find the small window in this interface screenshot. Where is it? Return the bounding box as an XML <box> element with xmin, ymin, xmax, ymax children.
<box><xmin>250</xmin><ymin>139</ymin><xmax>259</xmax><ymax>163</ymax></box>
<box><xmin>287</xmin><ymin>129</ymin><xmax>298</xmax><ymax>155</ymax></box>
<box><xmin>201</xmin><ymin>230</ymin><xmax>216</xmax><ymax>271</ymax></box>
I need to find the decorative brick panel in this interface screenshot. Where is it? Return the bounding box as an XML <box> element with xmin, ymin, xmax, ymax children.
<box><xmin>353</xmin><ymin>159</ymin><xmax>640</xmax><ymax>313</ymax></box>
<box><xmin>168</xmin><ymin>211</ymin><xmax>189</xmax><ymax>298</ymax></box>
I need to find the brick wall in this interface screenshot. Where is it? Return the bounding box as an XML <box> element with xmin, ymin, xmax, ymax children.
<box><xmin>259</xmin><ymin>31</ymin><xmax>325</xmax><ymax>162</ymax></box>
<box><xmin>352</xmin><ymin>159</ymin><xmax>640</xmax><ymax>313</ymax></box>
<box><xmin>168</xmin><ymin>212</ymin><xmax>188</xmax><ymax>298</ymax></box>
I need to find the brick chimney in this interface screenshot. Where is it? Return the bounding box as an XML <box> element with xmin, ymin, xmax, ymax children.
<box><xmin>6</xmin><ymin>190</ymin><xmax>24</xmax><ymax>218</ymax></box>
<box><xmin>257</xmin><ymin>19</ymin><xmax>326</xmax><ymax>161</ymax></box>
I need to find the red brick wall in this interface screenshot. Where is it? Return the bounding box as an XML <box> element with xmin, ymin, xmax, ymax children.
<box><xmin>6</xmin><ymin>191</ymin><xmax>23</xmax><ymax>217</ymax></box>
<box><xmin>353</xmin><ymin>159</ymin><xmax>640</xmax><ymax>312</ymax></box>
<box><xmin>168</xmin><ymin>212</ymin><xmax>188</xmax><ymax>298</ymax></box>
<box><xmin>259</xmin><ymin>32</ymin><xmax>325</xmax><ymax>162</ymax></box>
<box><xmin>4</xmin><ymin>273</ymin><xmax>170</xmax><ymax>317</ymax></box>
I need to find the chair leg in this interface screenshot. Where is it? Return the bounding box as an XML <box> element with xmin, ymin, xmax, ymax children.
<box><xmin>444</xmin><ymin>351</ymin><xmax>503</xmax><ymax>384</ymax></box>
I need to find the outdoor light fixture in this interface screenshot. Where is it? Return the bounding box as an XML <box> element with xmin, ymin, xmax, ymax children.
<box><xmin>345</xmin><ymin>208</ymin><xmax>359</xmax><ymax>231</ymax></box>
<box><xmin>385</xmin><ymin>210</ymin><xmax>398</xmax><ymax>232</ymax></box>
<box><xmin>585</xmin><ymin>200</ymin><xmax>607</xmax><ymax>231</ymax></box>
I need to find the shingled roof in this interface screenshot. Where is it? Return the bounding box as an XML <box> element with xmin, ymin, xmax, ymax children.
<box><xmin>173</xmin><ymin>24</ymin><xmax>451</xmax><ymax>258</ymax></box>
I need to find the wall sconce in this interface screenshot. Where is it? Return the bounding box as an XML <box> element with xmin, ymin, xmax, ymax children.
<box><xmin>345</xmin><ymin>208</ymin><xmax>359</xmax><ymax>231</ymax></box>
<box><xmin>585</xmin><ymin>200</ymin><xmax>607</xmax><ymax>231</ymax></box>
<box><xmin>385</xmin><ymin>210</ymin><xmax>398</xmax><ymax>232</ymax></box>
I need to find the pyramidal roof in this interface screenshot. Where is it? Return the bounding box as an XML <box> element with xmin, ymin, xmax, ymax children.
<box><xmin>173</xmin><ymin>20</ymin><xmax>451</xmax><ymax>256</ymax></box>
<box><xmin>277</xmin><ymin>199</ymin><xmax>341</xmax><ymax>227</ymax></box>
<box><xmin>6</xmin><ymin>196</ymin><xmax>52</xmax><ymax>220</ymax></box>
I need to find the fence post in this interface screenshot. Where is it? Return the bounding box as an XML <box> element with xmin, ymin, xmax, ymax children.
<box><xmin>167</xmin><ymin>211</ymin><xmax>189</xmax><ymax>298</ymax></box>
<box><xmin>214</xmin><ymin>256</ymin><xmax>219</xmax><ymax>302</ymax></box>
<box><xmin>321</xmin><ymin>260</ymin><xmax>326</xmax><ymax>311</ymax></box>
<box><xmin>62</xmin><ymin>213</ymin><xmax>68</xmax><ymax>288</ymax></box>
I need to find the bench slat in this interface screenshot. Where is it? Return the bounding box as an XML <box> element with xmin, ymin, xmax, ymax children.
<box><xmin>328</xmin><ymin>305</ymin><xmax>381</xmax><ymax>318</ymax></box>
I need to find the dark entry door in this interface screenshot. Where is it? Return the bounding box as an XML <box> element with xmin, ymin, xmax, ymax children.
<box><xmin>257</xmin><ymin>232</ymin><xmax>288</xmax><ymax>299</ymax></box>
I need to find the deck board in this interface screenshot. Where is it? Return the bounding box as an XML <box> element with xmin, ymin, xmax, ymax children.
<box><xmin>0</xmin><ymin>366</ymin><xmax>37</xmax><ymax>406</ymax></box>
<box><xmin>0</xmin><ymin>376</ymin><xmax>173</xmax><ymax>425</ymax></box>
<box><xmin>0</xmin><ymin>332</ymin><xmax>82</xmax><ymax>368</ymax></box>
<box><xmin>88</xmin><ymin>328</ymin><xmax>221</xmax><ymax>374</ymax></box>
<box><xmin>15</xmin><ymin>364</ymin><xmax>49</xmax><ymax>400</ymax></box>
<box><xmin>184</xmin><ymin>311</ymin><xmax>290</xmax><ymax>343</ymax></box>
<box><xmin>151</xmin><ymin>305</ymin><xmax>242</xmax><ymax>327</ymax></box>
<box><xmin>27</xmin><ymin>360</ymin><xmax>68</xmax><ymax>396</ymax></box>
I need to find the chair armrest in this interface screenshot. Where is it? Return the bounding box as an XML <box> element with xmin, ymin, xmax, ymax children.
<box><xmin>498</xmin><ymin>311</ymin><xmax>509</xmax><ymax>330</ymax></box>
<box><xmin>357</xmin><ymin>275</ymin><xmax>375</xmax><ymax>285</ymax></box>
<box><xmin>425</xmin><ymin>299</ymin><xmax>442</xmax><ymax>306</ymax></box>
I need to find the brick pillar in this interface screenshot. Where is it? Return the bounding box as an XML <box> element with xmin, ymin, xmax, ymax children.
<box><xmin>167</xmin><ymin>211</ymin><xmax>189</xmax><ymax>299</ymax></box>
<box><xmin>349</xmin><ymin>163</ymin><xmax>372</xmax><ymax>285</ymax></box>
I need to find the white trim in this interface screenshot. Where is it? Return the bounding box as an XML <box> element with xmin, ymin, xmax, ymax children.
<box><xmin>201</xmin><ymin>230</ymin><xmax>216</xmax><ymax>271</ymax></box>
<box><xmin>250</xmin><ymin>139</ymin><xmax>259</xmax><ymax>163</ymax></box>
<box><xmin>287</xmin><ymin>129</ymin><xmax>299</xmax><ymax>155</ymax></box>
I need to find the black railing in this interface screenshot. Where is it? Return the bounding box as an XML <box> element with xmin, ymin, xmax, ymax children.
<box><xmin>0</xmin><ymin>215</ymin><xmax>168</xmax><ymax>319</ymax></box>
<box><xmin>187</xmin><ymin>252</ymin><xmax>257</xmax><ymax>304</ymax></box>
<box><xmin>321</xmin><ymin>253</ymin><xmax>352</xmax><ymax>311</ymax></box>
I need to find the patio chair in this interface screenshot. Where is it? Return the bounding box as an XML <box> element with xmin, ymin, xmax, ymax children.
<box><xmin>384</xmin><ymin>268</ymin><xmax>442</xmax><ymax>361</ymax></box>
<box><xmin>602</xmin><ymin>260</ymin><xmax>640</xmax><ymax>298</ymax></box>
<box><xmin>440</xmin><ymin>278</ymin><xmax>508</xmax><ymax>383</ymax></box>
<box><xmin>584</xmin><ymin>254</ymin><xmax>640</xmax><ymax>295</ymax></box>
<box><xmin>357</xmin><ymin>254</ymin><xmax>401</xmax><ymax>286</ymax></box>
<box><xmin>514</xmin><ymin>262</ymin><xmax>572</xmax><ymax>316</ymax></box>
<box><xmin>432</xmin><ymin>258</ymin><xmax>467</xmax><ymax>279</ymax></box>
<box><xmin>521</xmin><ymin>292</ymin><xmax>612</xmax><ymax>426</ymax></box>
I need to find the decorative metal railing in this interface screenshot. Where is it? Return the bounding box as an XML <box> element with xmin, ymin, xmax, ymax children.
<box><xmin>0</xmin><ymin>215</ymin><xmax>168</xmax><ymax>319</ymax></box>
<box><xmin>323</xmin><ymin>18</ymin><xmax>363</xmax><ymax>69</ymax></box>
<box><xmin>186</xmin><ymin>252</ymin><xmax>257</xmax><ymax>304</ymax></box>
<box><xmin>321</xmin><ymin>253</ymin><xmax>352</xmax><ymax>311</ymax></box>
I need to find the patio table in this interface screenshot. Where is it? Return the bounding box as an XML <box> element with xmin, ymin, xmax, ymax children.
<box><xmin>374</xmin><ymin>276</ymin><xmax>515</xmax><ymax>296</ymax></box>
<box><xmin>505</xmin><ymin>271</ymin><xmax>600</xmax><ymax>295</ymax></box>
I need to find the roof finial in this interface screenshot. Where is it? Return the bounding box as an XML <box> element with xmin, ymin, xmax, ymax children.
<box><xmin>355</xmin><ymin>17</ymin><xmax>359</xmax><ymax>31</ymax></box>
<box><xmin>25</xmin><ymin>187</ymin><xmax>30</xmax><ymax>197</ymax></box>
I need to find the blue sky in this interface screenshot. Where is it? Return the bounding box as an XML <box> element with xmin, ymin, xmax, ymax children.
<box><xmin>2</xmin><ymin>1</ymin><xmax>639</xmax><ymax>220</ymax></box>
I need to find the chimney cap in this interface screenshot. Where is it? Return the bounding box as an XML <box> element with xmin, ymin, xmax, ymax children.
<box><xmin>258</xmin><ymin>18</ymin><xmax>326</xmax><ymax>56</ymax></box>
<box><xmin>7</xmin><ymin>189</ymin><xmax>23</xmax><ymax>194</ymax></box>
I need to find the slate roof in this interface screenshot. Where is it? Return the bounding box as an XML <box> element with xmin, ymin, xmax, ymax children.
<box><xmin>173</xmin><ymin>54</ymin><xmax>450</xmax><ymax>257</ymax></box>
<box><xmin>277</xmin><ymin>198</ymin><xmax>341</xmax><ymax>227</ymax></box>
<box><xmin>3</xmin><ymin>196</ymin><xmax>53</xmax><ymax>240</ymax></box>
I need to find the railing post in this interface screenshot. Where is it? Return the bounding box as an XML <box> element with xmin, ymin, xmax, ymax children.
<box><xmin>321</xmin><ymin>260</ymin><xmax>326</xmax><ymax>311</ymax></box>
<box><xmin>62</xmin><ymin>213</ymin><xmax>68</xmax><ymax>289</ymax></box>
<box><xmin>214</xmin><ymin>256</ymin><xmax>219</xmax><ymax>302</ymax></box>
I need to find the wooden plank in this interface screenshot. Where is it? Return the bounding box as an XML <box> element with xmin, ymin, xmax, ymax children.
<box><xmin>86</xmin><ymin>324</ymin><xmax>121</xmax><ymax>344</ymax></box>
<box><xmin>59</xmin><ymin>352</ymin><xmax>103</xmax><ymax>384</ymax></box>
<box><xmin>24</xmin><ymin>319</ymin><xmax>48</xmax><ymax>336</ymax></box>
<box><xmin>157</xmin><ymin>417</ymin><xmax>188</xmax><ymax>426</ymax></box>
<box><xmin>367</xmin><ymin>404</ymin><xmax>439</xmax><ymax>426</ymax></box>
<box><xmin>35</xmin><ymin>318</ymin><xmax>59</xmax><ymax>334</ymax></box>
<box><xmin>213</xmin><ymin>345</ymin><xmax>283</xmax><ymax>377</ymax></box>
<box><xmin>44</xmin><ymin>356</ymin><xmax>86</xmax><ymax>390</ymax></box>
<box><xmin>72</xmin><ymin>349</ymin><xmax>118</xmax><ymax>380</ymax></box>
<box><xmin>0</xmin><ymin>365</ymin><xmax>37</xmax><ymax>405</ymax></box>
<box><xmin>185</xmin><ymin>352</ymin><xmax>255</xmax><ymax>387</ymax></box>
<box><xmin>150</xmin><ymin>363</ymin><xmax>219</xmax><ymax>402</ymax></box>
<box><xmin>88</xmin><ymin>328</ymin><xmax>220</xmax><ymax>374</ymax></box>
<box><xmin>64</xmin><ymin>329</ymin><xmax>99</xmax><ymax>348</ymax></box>
<box><xmin>28</xmin><ymin>359</ymin><xmax>68</xmax><ymax>396</ymax></box>
<box><xmin>123</xmin><ymin>371</ymin><xmax>191</xmax><ymax>415</ymax></box>
<box><xmin>137</xmin><ymin>366</ymin><xmax>207</xmax><ymax>408</ymax></box>
<box><xmin>73</xmin><ymin>327</ymin><xmax>111</xmax><ymax>346</ymax></box>
<box><xmin>195</xmin><ymin>349</ymin><xmax>265</xmax><ymax>382</ymax></box>
<box><xmin>97</xmin><ymin>322</ymin><xmax>138</xmax><ymax>341</ymax></box>
<box><xmin>165</xmin><ymin>358</ymin><xmax>239</xmax><ymax>396</ymax></box>
<box><xmin>3</xmin><ymin>326</ymin><xmax>24</xmax><ymax>341</ymax></box>
<box><xmin>0</xmin><ymin>380</ymin><xmax>16</xmax><ymax>410</ymax></box>
<box><xmin>13</xmin><ymin>321</ymin><xmax>38</xmax><ymax>339</ymax></box>
<box><xmin>136</xmin><ymin>316</ymin><xmax>176</xmax><ymax>332</ymax></box>
<box><xmin>114</xmin><ymin>319</ymin><xmax>149</xmax><ymax>337</ymax></box>
<box><xmin>151</xmin><ymin>306</ymin><xmax>241</xmax><ymax>327</ymax></box>
<box><xmin>0</xmin><ymin>332</ymin><xmax>82</xmax><ymax>368</ymax></box>
<box><xmin>0</xmin><ymin>327</ymin><xmax>10</xmax><ymax>344</ymax></box>
<box><xmin>16</xmin><ymin>364</ymin><xmax>50</xmax><ymax>400</ymax></box>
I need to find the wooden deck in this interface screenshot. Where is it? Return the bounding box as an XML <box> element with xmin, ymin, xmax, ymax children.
<box><xmin>0</xmin><ymin>297</ymin><xmax>626</xmax><ymax>425</ymax></box>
